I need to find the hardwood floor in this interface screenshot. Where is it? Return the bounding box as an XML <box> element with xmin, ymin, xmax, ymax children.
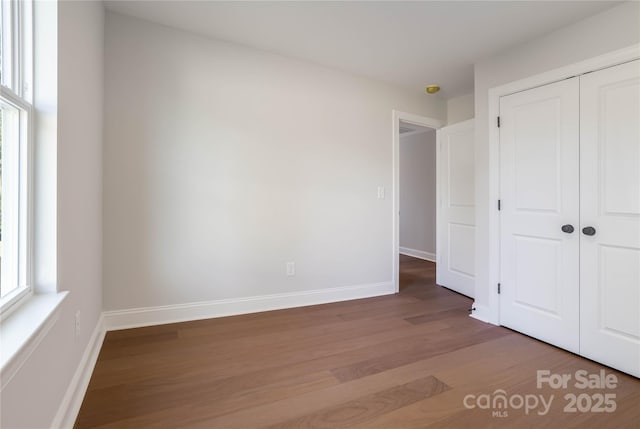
<box><xmin>76</xmin><ymin>255</ymin><xmax>640</xmax><ymax>428</ymax></box>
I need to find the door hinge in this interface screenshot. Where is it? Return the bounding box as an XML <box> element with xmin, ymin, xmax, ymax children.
<box><xmin>498</xmin><ymin>283</ymin><xmax>501</xmax><ymax>294</ymax></box>
<box><xmin>498</xmin><ymin>199</ymin><xmax>501</xmax><ymax>211</ymax></box>
<box><xmin>497</xmin><ymin>116</ymin><xmax>501</xmax><ymax>128</ymax></box>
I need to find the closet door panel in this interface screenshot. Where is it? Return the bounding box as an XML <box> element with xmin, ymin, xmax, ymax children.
<box><xmin>499</xmin><ymin>77</ymin><xmax>580</xmax><ymax>353</ymax></box>
<box><xmin>580</xmin><ymin>59</ymin><xmax>640</xmax><ymax>377</ymax></box>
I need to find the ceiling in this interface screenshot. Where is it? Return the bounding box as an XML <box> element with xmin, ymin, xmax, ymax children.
<box><xmin>399</xmin><ymin>121</ymin><xmax>434</xmax><ymax>136</ymax></box>
<box><xmin>104</xmin><ymin>1</ymin><xmax>620</xmax><ymax>99</ymax></box>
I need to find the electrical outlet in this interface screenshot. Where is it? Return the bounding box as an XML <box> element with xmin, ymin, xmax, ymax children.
<box><xmin>286</xmin><ymin>261</ymin><xmax>295</xmax><ymax>276</ymax></box>
<box><xmin>75</xmin><ymin>310</ymin><xmax>81</xmax><ymax>339</ymax></box>
<box><xmin>377</xmin><ymin>186</ymin><xmax>385</xmax><ymax>199</ymax></box>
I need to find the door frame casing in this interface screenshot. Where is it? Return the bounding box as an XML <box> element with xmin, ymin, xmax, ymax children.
<box><xmin>479</xmin><ymin>44</ymin><xmax>640</xmax><ymax>325</ymax></box>
<box><xmin>392</xmin><ymin>110</ymin><xmax>444</xmax><ymax>293</ymax></box>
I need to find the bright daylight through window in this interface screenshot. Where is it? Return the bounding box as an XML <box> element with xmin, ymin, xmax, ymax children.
<box><xmin>0</xmin><ymin>0</ymin><xmax>32</xmax><ymax>312</ymax></box>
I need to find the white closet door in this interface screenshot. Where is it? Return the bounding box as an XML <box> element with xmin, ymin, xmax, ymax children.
<box><xmin>436</xmin><ymin>119</ymin><xmax>475</xmax><ymax>298</ymax></box>
<box><xmin>580</xmin><ymin>60</ymin><xmax>640</xmax><ymax>377</ymax></box>
<box><xmin>499</xmin><ymin>78</ymin><xmax>580</xmax><ymax>353</ymax></box>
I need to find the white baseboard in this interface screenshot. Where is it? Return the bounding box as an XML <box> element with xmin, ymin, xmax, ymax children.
<box><xmin>399</xmin><ymin>247</ymin><xmax>436</xmax><ymax>262</ymax></box>
<box><xmin>469</xmin><ymin>303</ymin><xmax>497</xmax><ymax>325</ymax></box>
<box><xmin>51</xmin><ymin>314</ymin><xmax>106</xmax><ymax>429</ymax></box>
<box><xmin>104</xmin><ymin>282</ymin><xmax>395</xmax><ymax>331</ymax></box>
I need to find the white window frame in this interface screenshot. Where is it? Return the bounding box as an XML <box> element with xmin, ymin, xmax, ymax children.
<box><xmin>0</xmin><ymin>0</ymin><xmax>33</xmax><ymax>316</ymax></box>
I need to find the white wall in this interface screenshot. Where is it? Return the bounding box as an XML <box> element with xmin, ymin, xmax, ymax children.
<box><xmin>473</xmin><ymin>1</ymin><xmax>640</xmax><ymax>317</ymax></box>
<box><xmin>0</xmin><ymin>2</ymin><xmax>104</xmax><ymax>428</ymax></box>
<box><xmin>446</xmin><ymin>93</ymin><xmax>474</xmax><ymax>125</ymax></box>
<box><xmin>399</xmin><ymin>129</ymin><xmax>436</xmax><ymax>258</ymax></box>
<box><xmin>103</xmin><ymin>13</ymin><xmax>445</xmax><ymax>312</ymax></box>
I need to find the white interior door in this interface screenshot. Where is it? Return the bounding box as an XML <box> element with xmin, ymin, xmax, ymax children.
<box><xmin>499</xmin><ymin>78</ymin><xmax>580</xmax><ymax>353</ymax></box>
<box><xmin>436</xmin><ymin>119</ymin><xmax>475</xmax><ymax>298</ymax></box>
<box><xmin>579</xmin><ymin>60</ymin><xmax>640</xmax><ymax>377</ymax></box>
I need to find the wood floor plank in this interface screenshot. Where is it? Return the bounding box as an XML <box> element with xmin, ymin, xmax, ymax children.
<box><xmin>347</xmin><ymin>340</ymin><xmax>575</xmax><ymax>429</ymax></box>
<box><xmin>95</xmin><ymin>313</ymin><xmax>412</xmax><ymax>363</ymax></box>
<box><xmin>87</xmin><ymin>317</ymin><xmax>446</xmax><ymax>393</ymax></box>
<box><xmin>330</xmin><ymin>324</ymin><xmax>508</xmax><ymax>383</ymax></box>
<box><xmin>404</xmin><ymin>307</ymin><xmax>471</xmax><ymax>325</ymax></box>
<box><xmin>268</xmin><ymin>376</ymin><xmax>449</xmax><ymax>429</ymax></box>
<box><xmin>337</xmin><ymin>294</ymin><xmax>468</xmax><ymax>322</ymax></box>
<box><xmin>77</xmin><ymin>370</ymin><xmax>339</xmax><ymax>428</ymax></box>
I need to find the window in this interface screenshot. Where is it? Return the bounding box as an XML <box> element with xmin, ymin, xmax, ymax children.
<box><xmin>1</xmin><ymin>0</ymin><xmax>32</xmax><ymax>313</ymax></box>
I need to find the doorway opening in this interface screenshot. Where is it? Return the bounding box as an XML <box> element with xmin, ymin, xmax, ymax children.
<box><xmin>391</xmin><ymin>110</ymin><xmax>442</xmax><ymax>294</ymax></box>
<box><xmin>392</xmin><ymin>111</ymin><xmax>476</xmax><ymax>299</ymax></box>
<box><xmin>398</xmin><ymin>122</ymin><xmax>437</xmax><ymax>292</ymax></box>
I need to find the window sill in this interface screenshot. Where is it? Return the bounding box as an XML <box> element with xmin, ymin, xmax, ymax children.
<box><xmin>0</xmin><ymin>291</ymin><xmax>68</xmax><ymax>389</ymax></box>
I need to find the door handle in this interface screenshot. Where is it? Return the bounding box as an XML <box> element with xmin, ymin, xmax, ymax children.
<box><xmin>561</xmin><ymin>224</ymin><xmax>574</xmax><ymax>233</ymax></box>
<box><xmin>582</xmin><ymin>226</ymin><xmax>596</xmax><ymax>236</ymax></box>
